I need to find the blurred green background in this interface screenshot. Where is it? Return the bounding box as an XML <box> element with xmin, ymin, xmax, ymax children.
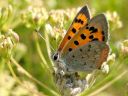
<box><xmin>0</xmin><ymin>0</ymin><xmax>128</xmax><ymax>96</ymax></box>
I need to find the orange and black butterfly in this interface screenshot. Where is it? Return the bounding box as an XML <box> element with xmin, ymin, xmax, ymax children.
<box><xmin>53</xmin><ymin>5</ymin><xmax>109</xmax><ymax>72</ymax></box>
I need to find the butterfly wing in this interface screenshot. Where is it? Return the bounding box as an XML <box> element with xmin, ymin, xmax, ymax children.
<box><xmin>61</xmin><ymin>14</ymin><xmax>108</xmax><ymax>56</ymax></box>
<box><xmin>62</xmin><ymin>41</ymin><xmax>109</xmax><ymax>72</ymax></box>
<box><xmin>60</xmin><ymin>14</ymin><xmax>109</xmax><ymax>72</ymax></box>
<box><xmin>58</xmin><ymin>5</ymin><xmax>90</xmax><ymax>52</ymax></box>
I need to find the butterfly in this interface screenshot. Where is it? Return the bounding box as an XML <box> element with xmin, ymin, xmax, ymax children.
<box><xmin>52</xmin><ymin>5</ymin><xmax>109</xmax><ymax>72</ymax></box>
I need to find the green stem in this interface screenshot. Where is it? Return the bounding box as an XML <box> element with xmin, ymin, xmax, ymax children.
<box><xmin>10</xmin><ymin>57</ymin><xmax>59</xmax><ymax>96</ymax></box>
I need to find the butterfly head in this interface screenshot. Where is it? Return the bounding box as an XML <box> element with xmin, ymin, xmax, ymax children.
<box><xmin>52</xmin><ymin>52</ymin><xmax>68</xmax><ymax>71</ymax></box>
<box><xmin>52</xmin><ymin>52</ymin><xmax>60</xmax><ymax>61</ymax></box>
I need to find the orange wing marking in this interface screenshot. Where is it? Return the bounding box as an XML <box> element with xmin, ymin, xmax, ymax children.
<box><xmin>58</xmin><ymin>13</ymin><xmax>88</xmax><ymax>52</ymax></box>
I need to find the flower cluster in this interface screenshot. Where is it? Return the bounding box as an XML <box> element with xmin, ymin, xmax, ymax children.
<box><xmin>0</xmin><ymin>29</ymin><xmax>19</xmax><ymax>59</ymax></box>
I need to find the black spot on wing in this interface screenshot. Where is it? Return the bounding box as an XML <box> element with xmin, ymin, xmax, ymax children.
<box><xmin>75</xmin><ymin>18</ymin><xmax>78</xmax><ymax>22</ymax></box>
<box><xmin>89</xmin><ymin>35</ymin><xmax>94</xmax><ymax>39</ymax></box>
<box><xmin>88</xmin><ymin>26</ymin><xmax>98</xmax><ymax>33</ymax></box>
<box><xmin>86</xmin><ymin>23</ymin><xmax>88</xmax><ymax>26</ymax></box>
<box><xmin>68</xmin><ymin>36</ymin><xmax>71</xmax><ymax>40</ymax></box>
<box><xmin>88</xmin><ymin>44</ymin><xmax>91</xmax><ymax>48</ymax></box>
<box><xmin>86</xmin><ymin>26</ymin><xmax>89</xmax><ymax>29</ymax></box>
<box><xmin>87</xmin><ymin>44</ymin><xmax>91</xmax><ymax>51</ymax></box>
<box><xmin>92</xmin><ymin>38</ymin><xmax>98</xmax><ymax>41</ymax></box>
<box><xmin>80</xmin><ymin>48</ymin><xmax>82</xmax><ymax>52</ymax></box>
<box><xmin>80</xmin><ymin>34</ymin><xmax>86</xmax><ymax>40</ymax></box>
<box><xmin>81</xmin><ymin>21</ymin><xmax>84</xmax><ymax>24</ymax></box>
<box><xmin>69</xmin><ymin>48</ymin><xmax>72</xmax><ymax>52</ymax></box>
<box><xmin>72</xmin><ymin>55</ymin><xmax>75</xmax><ymax>58</ymax></box>
<box><xmin>72</xmin><ymin>28</ymin><xmax>76</xmax><ymax>33</ymax></box>
<box><xmin>81</xmin><ymin>56</ymin><xmax>84</xmax><ymax>58</ymax></box>
<box><xmin>102</xmin><ymin>31</ymin><xmax>104</xmax><ymax>35</ymax></box>
<box><xmin>91</xmin><ymin>28</ymin><xmax>98</xmax><ymax>33</ymax></box>
<box><xmin>102</xmin><ymin>36</ymin><xmax>105</xmax><ymax>41</ymax></box>
<box><xmin>101</xmin><ymin>31</ymin><xmax>105</xmax><ymax>41</ymax></box>
<box><xmin>78</xmin><ymin>19</ymin><xmax>81</xmax><ymax>23</ymax></box>
<box><xmin>74</xmin><ymin>41</ymin><xmax>79</xmax><ymax>45</ymax></box>
<box><xmin>75</xmin><ymin>19</ymin><xmax>84</xmax><ymax>24</ymax></box>
<box><xmin>89</xmin><ymin>27</ymin><xmax>94</xmax><ymax>31</ymax></box>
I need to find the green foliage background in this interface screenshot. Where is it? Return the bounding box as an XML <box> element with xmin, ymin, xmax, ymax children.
<box><xmin>0</xmin><ymin>0</ymin><xmax>128</xmax><ymax>96</ymax></box>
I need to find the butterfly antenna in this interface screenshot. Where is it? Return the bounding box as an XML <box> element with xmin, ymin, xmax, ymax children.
<box><xmin>35</xmin><ymin>29</ymin><xmax>55</xmax><ymax>52</ymax></box>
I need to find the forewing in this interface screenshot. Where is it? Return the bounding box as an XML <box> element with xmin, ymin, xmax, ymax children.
<box><xmin>58</xmin><ymin>5</ymin><xmax>90</xmax><ymax>52</ymax></box>
<box><xmin>61</xmin><ymin>14</ymin><xmax>108</xmax><ymax>56</ymax></box>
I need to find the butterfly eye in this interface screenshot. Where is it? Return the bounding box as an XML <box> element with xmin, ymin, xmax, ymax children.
<box><xmin>53</xmin><ymin>52</ymin><xmax>59</xmax><ymax>61</ymax></box>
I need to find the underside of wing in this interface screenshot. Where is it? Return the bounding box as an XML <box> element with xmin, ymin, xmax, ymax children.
<box><xmin>61</xmin><ymin>14</ymin><xmax>108</xmax><ymax>56</ymax></box>
<box><xmin>62</xmin><ymin>41</ymin><xmax>109</xmax><ymax>72</ymax></box>
<box><xmin>58</xmin><ymin>5</ymin><xmax>90</xmax><ymax>52</ymax></box>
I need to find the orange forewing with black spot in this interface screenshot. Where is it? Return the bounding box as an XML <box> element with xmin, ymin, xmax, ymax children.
<box><xmin>58</xmin><ymin>5</ymin><xmax>90</xmax><ymax>52</ymax></box>
<box><xmin>61</xmin><ymin>14</ymin><xmax>108</xmax><ymax>56</ymax></box>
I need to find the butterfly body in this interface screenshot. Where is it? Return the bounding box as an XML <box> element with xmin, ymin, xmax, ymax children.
<box><xmin>53</xmin><ymin>5</ymin><xmax>109</xmax><ymax>73</ymax></box>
